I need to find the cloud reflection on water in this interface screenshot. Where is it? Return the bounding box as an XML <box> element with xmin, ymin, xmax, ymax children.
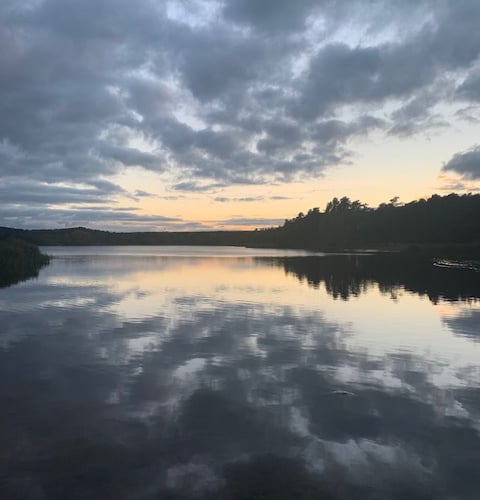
<box><xmin>0</xmin><ymin>249</ymin><xmax>479</xmax><ymax>499</ymax></box>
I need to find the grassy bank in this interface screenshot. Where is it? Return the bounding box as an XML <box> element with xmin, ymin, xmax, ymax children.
<box><xmin>0</xmin><ymin>239</ymin><xmax>50</xmax><ymax>288</ymax></box>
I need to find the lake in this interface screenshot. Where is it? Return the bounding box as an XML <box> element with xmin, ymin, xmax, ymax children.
<box><xmin>1</xmin><ymin>246</ymin><xmax>480</xmax><ymax>499</ymax></box>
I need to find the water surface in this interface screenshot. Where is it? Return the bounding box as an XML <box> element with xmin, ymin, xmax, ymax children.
<box><xmin>1</xmin><ymin>247</ymin><xmax>480</xmax><ymax>499</ymax></box>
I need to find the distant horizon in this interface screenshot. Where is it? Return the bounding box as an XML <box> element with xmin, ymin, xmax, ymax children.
<box><xmin>2</xmin><ymin>191</ymin><xmax>478</xmax><ymax>234</ymax></box>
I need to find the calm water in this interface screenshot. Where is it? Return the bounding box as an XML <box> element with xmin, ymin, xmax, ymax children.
<box><xmin>1</xmin><ymin>247</ymin><xmax>480</xmax><ymax>499</ymax></box>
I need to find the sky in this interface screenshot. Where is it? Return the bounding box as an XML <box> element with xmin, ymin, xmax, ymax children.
<box><xmin>1</xmin><ymin>0</ymin><xmax>480</xmax><ymax>231</ymax></box>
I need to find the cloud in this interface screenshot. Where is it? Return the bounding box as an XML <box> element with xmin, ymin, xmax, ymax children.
<box><xmin>215</xmin><ymin>196</ymin><xmax>263</xmax><ymax>203</ymax></box>
<box><xmin>0</xmin><ymin>178</ymin><xmax>184</xmax><ymax>230</ymax></box>
<box><xmin>437</xmin><ymin>180</ymin><xmax>480</xmax><ymax>193</ymax></box>
<box><xmin>172</xmin><ymin>181</ymin><xmax>226</xmax><ymax>192</ymax></box>
<box><xmin>443</xmin><ymin>310</ymin><xmax>480</xmax><ymax>341</ymax></box>
<box><xmin>176</xmin><ymin>28</ymin><xmax>280</xmax><ymax>102</ymax></box>
<box><xmin>194</xmin><ymin>128</ymin><xmax>238</xmax><ymax>159</ymax></box>
<box><xmin>133</xmin><ymin>189</ymin><xmax>157</xmax><ymax>198</ymax></box>
<box><xmin>455</xmin><ymin>106</ymin><xmax>480</xmax><ymax>124</ymax></box>
<box><xmin>0</xmin><ymin>180</ymin><xmax>126</xmax><ymax>206</ymax></box>
<box><xmin>457</xmin><ymin>71</ymin><xmax>480</xmax><ymax>101</ymax></box>
<box><xmin>2</xmin><ymin>0</ymin><xmax>480</xmax><ymax>226</ymax></box>
<box><xmin>294</xmin><ymin>34</ymin><xmax>448</xmax><ymax>122</ymax></box>
<box><xmin>0</xmin><ymin>204</ymin><xmax>182</xmax><ymax>232</ymax></box>
<box><xmin>388</xmin><ymin>88</ymin><xmax>450</xmax><ymax>136</ymax></box>
<box><xmin>214</xmin><ymin>195</ymin><xmax>292</xmax><ymax>203</ymax></box>
<box><xmin>223</xmin><ymin>0</ymin><xmax>319</xmax><ymax>33</ymax></box>
<box><xmin>98</xmin><ymin>144</ymin><xmax>164</xmax><ymax>170</ymax></box>
<box><xmin>217</xmin><ymin>217</ymin><xmax>284</xmax><ymax>227</ymax></box>
<box><xmin>442</xmin><ymin>146</ymin><xmax>480</xmax><ymax>180</ymax></box>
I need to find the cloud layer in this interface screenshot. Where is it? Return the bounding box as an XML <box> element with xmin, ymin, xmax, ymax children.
<box><xmin>1</xmin><ymin>0</ymin><xmax>480</xmax><ymax>228</ymax></box>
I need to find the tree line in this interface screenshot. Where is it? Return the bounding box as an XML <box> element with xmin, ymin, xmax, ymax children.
<box><xmin>264</xmin><ymin>193</ymin><xmax>480</xmax><ymax>254</ymax></box>
<box><xmin>1</xmin><ymin>193</ymin><xmax>479</xmax><ymax>255</ymax></box>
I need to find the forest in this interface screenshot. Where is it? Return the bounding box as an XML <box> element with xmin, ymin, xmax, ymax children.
<box><xmin>263</xmin><ymin>193</ymin><xmax>480</xmax><ymax>253</ymax></box>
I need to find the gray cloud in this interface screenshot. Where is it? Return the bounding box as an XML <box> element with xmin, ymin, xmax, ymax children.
<box><xmin>177</xmin><ymin>28</ymin><xmax>276</xmax><ymax>102</ymax></box>
<box><xmin>223</xmin><ymin>0</ymin><xmax>320</xmax><ymax>33</ymax></box>
<box><xmin>98</xmin><ymin>144</ymin><xmax>164</xmax><ymax>170</ymax></box>
<box><xmin>0</xmin><ymin>180</ymin><xmax>124</xmax><ymax>206</ymax></box>
<box><xmin>217</xmin><ymin>217</ymin><xmax>284</xmax><ymax>227</ymax></box>
<box><xmin>2</xmin><ymin>0</ymin><xmax>480</xmax><ymax>227</ymax></box>
<box><xmin>214</xmin><ymin>195</ymin><xmax>292</xmax><ymax>203</ymax></box>
<box><xmin>438</xmin><ymin>181</ymin><xmax>480</xmax><ymax>193</ymax></box>
<box><xmin>455</xmin><ymin>106</ymin><xmax>480</xmax><ymax>124</ymax></box>
<box><xmin>0</xmin><ymin>204</ymin><xmax>182</xmax><ymax>232</ymax></box>
<box><xmin>195</xmin><ymin>128</ymin><xmax>238</xmax><ymax>159</ymax></box>
<box><xmin>443</xmin><ymin>310</ymin><xmax>480</xmax><ymax>341</ymax></box>
<box><xmin>442</xmin><ymin>146</ymin><xmax>480</xmax><ymax>180</ymax></box>
<box><xmin>172</xmin><ymin>181</ymin><xmax>227</xmax><ymax>192</ymax></box>
<box><xmin>294</xmin><ymin>37</ymin><xmax>444</xmax><ymax>122</ymax></box>
<box><xmin>215</xmin><ymin>196</ymin><xmax>265</xmax><ymax>203</ymax></box>
<box><xmin>0</xmin><ymin>183</ymin><xmax>116</xmax><ymax>205</ymax></box>
<box><xmin>133</xmin><ymin>189</ymin><xmax>157</xmax><ymax>198</ymax></box>
<box><xmin>293</xmin><ymin>1</ymin><xmax>480</xmax><ymax>121</ymax></box>
<box><xmin>457</xmin><ymin>71</ymin><xmax>480</xmax><ymax>101</ymax></box>
<box><xmin>388</xmin><ymin>87</ymin><xmax>451</xmax><ymax>136</ymax></box>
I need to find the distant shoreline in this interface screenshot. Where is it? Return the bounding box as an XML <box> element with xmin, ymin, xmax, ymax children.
<box><xmin>1</xmin><ymin>226</ymin><xmax>479</xmax><ymax>260</ymax></box>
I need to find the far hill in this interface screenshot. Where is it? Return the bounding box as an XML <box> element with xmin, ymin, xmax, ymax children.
<box><xmin>0</xmin><ymin>226</ymin><xmax>265</xmax><ymax>247</ymax></box>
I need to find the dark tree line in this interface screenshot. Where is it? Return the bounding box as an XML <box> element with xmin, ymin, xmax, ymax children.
<box><xmin>265</xmin><ymin>193</ymin><xmax>480</xmax><ymax>253</ymax></box>
<box><xmin>0</xmin><ymin>227</ymin><xmax>260</xmax><ymax>247</ymax></box>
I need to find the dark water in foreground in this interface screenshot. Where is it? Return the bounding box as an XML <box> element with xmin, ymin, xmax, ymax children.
<box><xmin>1</xmin><ymin>246</ymin><xmax>480</xmax><ymax>500</ymax></box>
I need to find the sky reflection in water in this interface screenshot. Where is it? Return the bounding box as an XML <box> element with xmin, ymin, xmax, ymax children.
<box><xmin>1</xmin><ymin>247</ymin><xmax>480</xmax><ymax>499</ymax></box>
